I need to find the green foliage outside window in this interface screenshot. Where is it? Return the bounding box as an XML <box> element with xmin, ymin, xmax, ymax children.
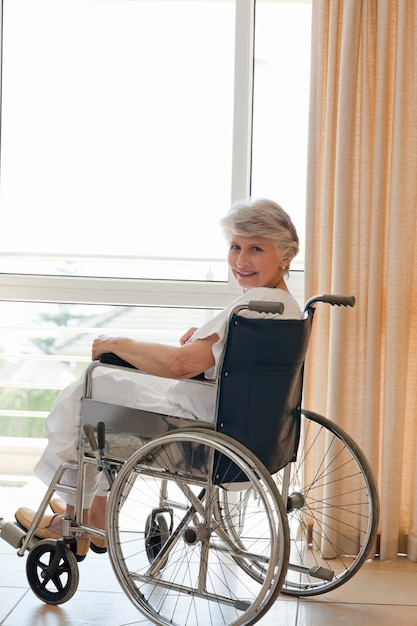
<box><xmin>0</xmin><ymin>388</ymin><xmax>60</xmax><ymax>438</ymax></box>
<box><xmin>1</xmin><ymin>303</ymin><xmax>89</xmax><ymax>438</ymax></box>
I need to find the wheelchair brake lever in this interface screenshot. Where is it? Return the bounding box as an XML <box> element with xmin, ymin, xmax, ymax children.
<box><xmin>97</xmin><ymin>421</ymin><xmax>106</xmax><ymax>452</ymax></box>
<box><xmin>83</xmin><ymin>424</ymin><xmax>103</xmax><ymax>471</ymax></box>
<box><xmin>95</xmin><ymin>421</ymin><xmax>114</xmax><ymax>488</ymax></box>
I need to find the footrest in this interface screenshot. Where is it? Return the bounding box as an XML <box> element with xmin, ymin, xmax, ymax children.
<box><xmin>308</xmin><ymin>565</ymin><xmax>334</xmax><ymax>581</ymax></box>
<box><xmin>0</xmin><ymin>518</ymin><xmax>39</xmax><ymax>550</ymax></box>
<box><xmin>288</xmin><ymin>562</ymin><xmax>334</xmax><ymax>581</ymax></box>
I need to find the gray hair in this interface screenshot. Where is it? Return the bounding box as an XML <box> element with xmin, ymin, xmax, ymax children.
<box><xmin>220</xmin><ymin>198</ymin><xmax>299</xmax><ymax>262</ymax></box>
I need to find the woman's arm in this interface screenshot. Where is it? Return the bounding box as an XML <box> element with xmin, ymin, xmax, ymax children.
<box><xmin>91</xmin><ymin>334</ymin><xmax>218</xmax><ymax>380</ymax></box>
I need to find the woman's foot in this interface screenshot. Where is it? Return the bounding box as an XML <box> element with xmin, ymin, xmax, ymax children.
<box><xmin>15</xmin><ymin>507</ymin><xmax>90</xmax><ymax>560</ymax></box>
<box><xmin>89</xmin><ymin>536</ymin><xmax>107</xmax><ymax>554</ymax></box>
<box><xmin>49</xmin><ymin>495</ymin><xmax>66</xmax><ymax>516</ymax></box>
<box><xmin>15</xmin><ymin>507</ymin><xmax>61</xmax><ymax>539</ymax></box>
<box><xmin>50</xmin><ymin>495</ymin><xmax>107</xmax><ymax>554</ymax></box>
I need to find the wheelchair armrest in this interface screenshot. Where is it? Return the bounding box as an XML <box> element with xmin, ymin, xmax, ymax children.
<box><xmin>99</xmin><ymin>352</ymin><xmax>208</xmax><ymax>382</ymax></box>
<box><xmin>99</xmin><ymin>353</ymin><xmax>137</xmax><ymax>369</ymax></box>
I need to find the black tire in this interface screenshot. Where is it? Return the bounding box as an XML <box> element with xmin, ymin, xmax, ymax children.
<box><xmin>26</xmin><ymin>539</ymin><xmax>79</xmax><ymax>605</ymax></box>
<box><xmin>145</xmin><ymin>510</ymin><xmax>170</xmax><ymax>569</ymax></box>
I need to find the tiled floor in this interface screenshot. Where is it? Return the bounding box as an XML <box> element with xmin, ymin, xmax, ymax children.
<box><xmin>1</xmin><ymin>476</ymin><xmax>417</xmax><ymax>626</ymax></box>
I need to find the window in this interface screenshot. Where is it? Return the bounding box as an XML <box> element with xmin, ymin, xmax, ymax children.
<box><xmin>252</xmin><ymin>0</ymin><xmax>312</xmax><ymax>263</ymax></box>
<box><xmin>0</xmin><ymin>0</ymin><xmax>310</xmax><ymax>281</ymax></box>
<box><xmin>0</xmin><ymin>0</ymin><xmax>311</xmax><ymax>445</ymax></box>
<box><xmin>0</xmin><ymin>0</ymin><xmax>236</xmax><ymax>281</ymax></box>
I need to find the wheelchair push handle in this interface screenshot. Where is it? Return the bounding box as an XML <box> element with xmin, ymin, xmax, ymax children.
<box><xmin>304</xmin><ymin>294</ymin><xmax>355</xmax><ymax>315</ymax></box>
<box><xmin>247</xmin><ymin>300</ymin><xmax>285</xmax><ymax>315</ymax></box>
<box><xmin>322</xmin><ymin>294</ymin><xmax>355</xmax><ymax>307</ymax></box>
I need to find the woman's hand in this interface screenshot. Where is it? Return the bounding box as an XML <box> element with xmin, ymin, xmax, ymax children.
<box><xmin>179</xmin><ymin>327</ymin><xmax>198</xmax><ymax>345</ymax></box>
<box><xmin>91</xmin><ymin>335</ymin><xmax>115</xmax><ymax>361</ymax></box>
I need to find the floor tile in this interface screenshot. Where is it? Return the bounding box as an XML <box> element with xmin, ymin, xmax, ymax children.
<box><xmin>257</xmin><ymin>597</ymin><xmax>298</xmax><ymax>625</ymax></box>
<box><xmin>0</xmin><ymin>588</ymin><xmax>29</xmax><ymax>625</ymax></box>
<box><xmin>360</xmin><ymin>554</ymin><xmax>417</xmax><ymax>572</ymax></box>
<box><xmin>0</xmin><ymin>552</ymin><xmax>28</xmax><ymax>588</ymax></box>
<box><xmin>304</xmin><ymin>567</ymin><xmax>417</xmax><ymax>606</ymax></box>
<box><xmin>1</xmin><ymin>592</ymin><xmax>298</xmax><ymax>626</ymax></box>
<box><xmin>0</xmin><ymin>590</ymin><xmax>149</xmax><ymax>626</ymax></box>
<box><xmin>297</xmin><ymin>601</ymin><xmax>417</xmax><ymax>625</ymax></box>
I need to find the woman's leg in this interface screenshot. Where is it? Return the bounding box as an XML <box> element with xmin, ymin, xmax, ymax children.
<box><xmin>88</xmin><ymin>495</ymin><xmax>107</xmax><ymax>529</ymax></box>
<box><xmin>52</xmin><ymin>494</ymin><xmax>108</xmax><ymax>552</ymax></box>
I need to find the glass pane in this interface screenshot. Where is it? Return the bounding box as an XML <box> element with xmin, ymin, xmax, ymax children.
<box><xmin>0</xmin><ymin>300</ymin><xmax>220</xmax><ymax>438</ymax></box>
<box><xmin>0</xmin><ymin>0</ymin><xmax>235</xmax><ymax>280</ymax></box>
<box><xmin>252</xmin><ymin>0</ymin><xmax>312</xmax><ymax>268</ymax></box>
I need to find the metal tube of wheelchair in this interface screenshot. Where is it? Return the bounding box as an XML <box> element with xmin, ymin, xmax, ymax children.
<box><xmin>83</xmin><ymin>424</ymin><xmax>103</xmax><ymax>471</ymax></box>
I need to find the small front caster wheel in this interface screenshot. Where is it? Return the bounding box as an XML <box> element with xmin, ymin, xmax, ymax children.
<box><xmin>145</xmin><ymin>510</ymin><xmax>170</xmax><ymax>569</ymax></box>
<box><xmin>26</xmin><ymin>539</ymin><xmax>79</xmax><ymax>604</ymax></box>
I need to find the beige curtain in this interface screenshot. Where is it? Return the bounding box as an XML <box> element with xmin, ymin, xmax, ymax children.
<box><xmin>304</xmin><ymin>0</ymin><xmax>417</xmax><ymax>561</ymax></box>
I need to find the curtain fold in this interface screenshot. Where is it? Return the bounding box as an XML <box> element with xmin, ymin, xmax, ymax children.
<box><xmin>304</xmin><ymin>0</ymin><xmax>417</xmax><ymax>561</ymax></box>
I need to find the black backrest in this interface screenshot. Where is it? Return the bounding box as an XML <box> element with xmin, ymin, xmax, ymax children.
<box><xmin>215</xmin><ymin>309</ymin><xmax>313</xmax><ymax>480</ymax></box>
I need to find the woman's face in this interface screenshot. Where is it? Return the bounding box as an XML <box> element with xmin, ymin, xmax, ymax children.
<box><xmin>227</xmin><ymin>235</ymin><xmax>290</xmax><ymax>291</ymax></box>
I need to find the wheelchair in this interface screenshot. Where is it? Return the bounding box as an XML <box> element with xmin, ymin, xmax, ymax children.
<box><xmin>0</xmin><ymin>294</ymin><xmax>379</xmax><ymax>626</ymax></box>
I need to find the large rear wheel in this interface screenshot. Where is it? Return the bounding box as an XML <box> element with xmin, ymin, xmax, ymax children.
<box><xmin>106</xmin><ymin>428</ymin><xmax>290</xmax><ymax>626</ymax></box>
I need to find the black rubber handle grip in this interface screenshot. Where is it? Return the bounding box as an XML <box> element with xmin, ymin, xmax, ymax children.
<box><xmin>83</xmin><ymin>424</ymin><xmax>98</xmax><ymax>452</ymax></box>
<box><xmin>322</xmin><ymin>295</ymin><xmax>355</xmax><ymax>307</ymax></box>
<box><xmin>97</xmin><ymin>421</ymin><xmax>106</xmax><ymax>450</ymax></box>
<box><xmin>248</xmin><ymin>300</ymin><xmax>285</xmax><ymax>314</ymax></box>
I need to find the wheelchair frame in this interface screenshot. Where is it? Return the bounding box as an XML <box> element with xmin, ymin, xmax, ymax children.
<box><xmin>0</xmin><ymin>294</ymin><xmax>379</xmax><ymax>626</ymax></box>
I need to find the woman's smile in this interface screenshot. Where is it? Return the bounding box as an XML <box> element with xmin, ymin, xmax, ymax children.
<box><xmin>236</xmin><ymin>269</ymin><xmax>256</xmax><ymax>277</ymax></box>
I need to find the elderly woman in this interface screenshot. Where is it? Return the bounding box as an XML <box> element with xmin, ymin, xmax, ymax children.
<box><xmin>16</xmin><ymin>198</ymin><xmax>301</xmax><ymax>558</ymax></box>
